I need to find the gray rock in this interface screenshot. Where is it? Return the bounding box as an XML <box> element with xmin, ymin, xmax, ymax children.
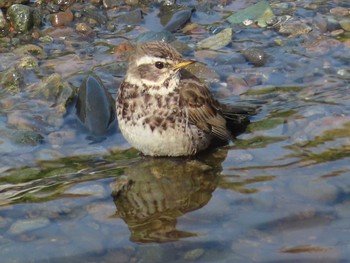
<box><xmin>164</xmin><ymin>8</ymin><xmax>194</xmax><ymax>32</ymax></box>
<box><xmin>115</xmin><ymin>8</ymin><xmax>142</xmax><ymax>25</ymax></box>
<box><xmin>136</xmin><ymin>30</ymin><xmax>175</xmax><ymax>44</ymax></box>
<box><xmin>76</xmin><ymin>74</ymin><xmax>115</xmax><ymax>136</ymax></box>
<box><xmin>242</xmin><ymin>47</ymin><xmax>268</xmax><ymax>67</ymax></box>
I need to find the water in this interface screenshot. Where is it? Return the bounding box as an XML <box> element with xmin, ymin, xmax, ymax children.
<box><xmin>1</xmin><ymin>0</ymin><xmax>350</xmax><ymax>262</ymax></box>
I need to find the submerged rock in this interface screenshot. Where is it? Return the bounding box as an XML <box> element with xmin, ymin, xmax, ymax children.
<box><xmin>197</xmin><ymin>27</ymin><xmax>233</xmax><ymax>50</ymax></box>
<box><xmin>0</xmin><ymin>9</ymin><xmax>9</xmax><ymax>36</ymax></box>
<box><xmin>9</xmin><ymin>217</ymin><xmax>50</xmax><ymax>235</ymax></box>
<box><xmin>164</xmin><ymin>8</ymin><xmax>194</xmax><ymax>32</ymax></box>
<box><xmin>7</xmin><ymin>4</ymin><xmax>41</xmax><ymax>33</ymax></box>
<box><xmin>0</xmin><ymin>66</ymin><xmax>23</xmax><ymax>95</ymax></box>
<box><xmin>76</xmin><ymin>74</ymin><xmax>115</xmax><ymax>136</ymax></box>
<box><xmin>31</xmin><ymin>73</ymin><xmax>73</xmax><ymax>105</ymax></box>
<box><xmin>0</xmin><ymin>0</ymin><xmax>28</xmax><ymax>8</ymax></box>
<box><xmin>339</xmin><ymin>18</ymin><xmax>350</xmax><ymax>31</ymax></box>
<box><xmin>136</xmin><ymin>30</ymin><xmax>175</xmax><ymax>43</ymax></box>
<box><xmin>51</xmin><ymin>8</ymin><xmax>74</xmax><ymax>27</ymax></box>
<box><xmin>226</xmin><ymin>1</ymin><xmax>275</xmax><ymax>28</ymax></box>
<box><xmin>13</xmin><ymin>44</ymin><xmax>46</xmax><ymax>60</ymax></box>
<box><xmin>242</xmin><ymin>47</ymin><xmax>268</xmax><ymax>66</ymax></box>
<box><xmin>11</xmin><ymin>130</ymin><xmax>44</xmax><ymax>146</ymax></box>
<box><xmin>114</xmin><ymin>8</ymin><xmax>142</xmax><ymax>25</ymax></box>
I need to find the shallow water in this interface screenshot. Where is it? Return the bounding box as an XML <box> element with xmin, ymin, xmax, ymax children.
<box><xmin>1</xmin><ymin>0</ymin><xmax>350</xmax><ymax>262</ymax></box>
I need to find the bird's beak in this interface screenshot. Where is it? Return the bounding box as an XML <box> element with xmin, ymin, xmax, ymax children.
<box><xmin>172</xmin><ymin>60</ymin><xmax>196</xmax><ymax>70</ymax></box>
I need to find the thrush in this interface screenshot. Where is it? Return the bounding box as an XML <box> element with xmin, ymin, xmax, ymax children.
<box><xmin>117</xmin><ymin>41</ymin><xmax>250</xmax><ymax>156</ymax></box>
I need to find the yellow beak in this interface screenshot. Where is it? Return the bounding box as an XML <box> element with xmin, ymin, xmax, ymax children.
<box><xmin>172</xmin><ymin>60</ymin><xmax>196</xmax><ymax>70</ymax></box>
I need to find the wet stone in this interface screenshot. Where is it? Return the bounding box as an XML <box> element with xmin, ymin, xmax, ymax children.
<box><xmin>226</xmin><ymin>1</ymin><xmax>275</xmax><ymax>28</ymax></box>
<box><xmin>7</xmin><ymin>4</ymin><xmax>41</xmax><ymax>33</ymax></box>
<box><xmin>226</xmin><ymin>75</ymin><xmax>250</xmax><ymax>95</ymax></box>
<box><xmin>136</xmin><ymin>30</ymin><xmax>175</xmax><ymax>44</ymax></box>
<box><xmin>0</xmin><ymin>66</ymin><xmax>23</xmax><ymax>94</ymax></box>
<box><xmin>164</xmin><ymin>8</ymin><xmax>194</xmax><ymax>32</ymax></box>
<box><xmin>8</xmin><ymin>218</ymin><xmax>50</xmax><ymax>235</ymax></box>
<box><xmin>10</xmin><ymin>130</ymin><xmax>44</xmax><ymax>146</ymax></box>
<box><xmin>339</xmin><ymin>18</ymin><xmax>350</xmax><ymax>31</ymax></box>
<box><xmin>289</xmin><ymin>179</ymin><xmax>338</xmax><ymax>203</ymax></box>
<box><xmin>47</xmin><ymin>130</ymin><xmax>76</xmax><ymax>146</ymax></box>
<box><xmin>183</xmin><ymin>248</ymin><xmax>205</xmax><ymax>260</ymax></box>
<box><xmin>51</xmin><ymin>8</ymin><xmax>74</xmax><ymax>27</ymax></box>
<box><xmin>75</xmin><ymin>22</ymin><xmax>92</xmax><ymax>33</ymax></box>
<box><xmin>76</xmin><ymin>74</ymin><xmax>115</xmax><ymax>136</ymax></box>
<box><xmin>115</xmin><ymin>8</ymin><xmax>142</xmax><ymax>25</ymax></box>
<box><xmin>64</xmin><ymin>183</ymin><xmax>106</xmax><ymax>198</ymax></box>
<box><xmin>35</xmin><ymin>148</ymin><xmax>63</xmax><ymax>161</ymax></box>
<box><xmin>0</xmin><ymin>9</ymin><xmax>9</xmax><ymax>35</ymax></box>
<box><xmin>13</xmin><ymin>44</ymin><xmax>46</xmax><ymax>60</ymax></box>
<box><xmin>197</xmin><ymin>27</ymin><xmax>233</xmax><ymax>50</ymax></box>
<box><xmin>103</xmin><ymin>0</ymin><xmax>118</xmax><ymax>9</ymax></box>
<box><xmin>17</xmin><ymin>55</ymin><xmax>38</xmax><ymax>69</ymax></box>
<box><xmin>276</xmin><ymin>19</ymin><xmax>312</xmax><ymax>37</ymax></box>
<box><xmin>326</xmin><ymin>15</ymin><xmax>341</xmax><ymax>31</ymax></box>
<box><xmin>0</xmin><ymin>0</ymin><xmax>29</xmax><ymax>8</ymax></box>
<box><xmin>242</xmin><ymin>47</ymin><xmax>268</xmax><ymax>67</ymax></box>
<box><xmin>31</xmin><ymin>73</ymin><xmax>73</xmax><ymax>105</ymax></box>
<box><xmin>329</xmin><ymin>7</ymin><xmax>350</xmax><ymax>17</ymax></box>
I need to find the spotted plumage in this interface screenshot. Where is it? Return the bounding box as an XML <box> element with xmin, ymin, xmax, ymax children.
<box><xmin>116</xmin><ymin>41</ymin><xmax>239</xmax><ymax>156</ymax></box>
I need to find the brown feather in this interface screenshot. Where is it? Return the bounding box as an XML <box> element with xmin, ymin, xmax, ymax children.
<box><xmin>179</xmin><ymin>69</ymin><xmax>232</xmax><ymax>141</ymax></box>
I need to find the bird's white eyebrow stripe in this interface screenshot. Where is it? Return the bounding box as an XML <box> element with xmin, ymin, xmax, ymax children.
<box><xmin>136</xmin><ymin>55</ymin><xmax>170</xmax><ymax>67</ymax></box>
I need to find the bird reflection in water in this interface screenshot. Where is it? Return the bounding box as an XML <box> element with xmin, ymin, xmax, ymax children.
<box><xmin>111</xmin><ymin>153</ymin><xmax>226</xmax><ymax>243</ymax></box>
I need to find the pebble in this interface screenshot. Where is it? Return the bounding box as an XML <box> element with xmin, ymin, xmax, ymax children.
<box><xmin>10</xmin><ymin>130</ymin><xmax>44</xmax><ymax>146</ymax></box>
<box><xmin>86</xmin><ymin>202</ymin><xmax>116</xmax><ymax>222</ymax></box>
<box><xmin>17</xmin><ymin>55</ymin><xmax>38</xmax><ymax>69</ymax></box>
<box><xmin>289</xmin><ymin>179</ymin><xmax>338</xmax><ymax>203</ymax></box>
<box><xmin>197</xmin><ymin>28</ymin><xmax>233</xmax><ymax>50</ymax></box>
<box><xmin>0</xmin><ymin>9</ymin><xmax>8</xmax><ymax>35</ymax></box>
<box><xmin>226</xmin><ymin>75</ymin><xmax>250</xmax><ymax>95</ymax></box>
<box><xmin>136</xmin><ymin>30</ymin><xmax>175</xmax><ymax>44</ymax></box>
<box><xmin>47</xmin><ymin>130</ymin><xmax>76</xmax><ymax>146</ymax></box>
<box><xmin>339</xmin><ymin>18</ymin><xmax>350</xmax><ymax>31</ymax></box>
<box><xmin>226</xmin><ymin>0</ymin><xmax>275</xmax><ymax>28</ymax></box>
<box><xmin>64</xmin><ymin>183</ymin><xmax>106</xmax><ymax>198</ymax></box>
<box><xmin>35</xmin><ymin>149</ymin><xmax>63</xmax><ymax>161</ymax></box>
<box><xmin>183</xmin><ymin>248</ymin><xmax>205</xmax><ymax>260</ymax></box>
<box><xmin>329</xmin><ymin>7</ymin><xmax>349</xmax><ymax>16</ymax></box>
<box><xmin>8</xmin><ymin>218</ymin><xmax>50</xmax><ymax>235</ymax></box>
<box><xmin>51</xmin><ymin>8</ymin><xmax>74</xmax><ymax>27</ymax></box>
<box><xmin>242</xmin><ymin>47</ymin><xmax>268</xmax><ymax>66</ymax></box>
<box><xmin>75</xmin><ymin>22</ymin><xmax>92</xmax><ymax>33</ymax></box>
<box><xmin>344</xmin><ymin>40</ymin><xmax>350</xmax><ymax>49</ymax></box>
<box><xmin>114</xmin><ymin>41</ymin><xmax>134</xmax><ymax>60</ymax></box>
<box><xmin>164</xmin><ymin>8</ymin><xmax>194</xmax><ymax>32</ymax></box>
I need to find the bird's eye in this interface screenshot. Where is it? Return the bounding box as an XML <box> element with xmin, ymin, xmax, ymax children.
<box><xmin>155</xmin><ymin>61</ymin><xmax>164</xmax><ymax>69</ymax></box>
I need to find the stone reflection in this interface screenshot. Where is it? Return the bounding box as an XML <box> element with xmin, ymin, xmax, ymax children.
<box><xmin>111</xmin><ymin>155</ymin><xmax>224</xmax><ymax>243</ymax></box>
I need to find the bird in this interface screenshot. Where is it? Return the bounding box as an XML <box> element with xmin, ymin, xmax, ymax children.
<box><xmin>116</xmin><ymin>41</ymin><xmax>250</xmax><ymax>157</ymax></box>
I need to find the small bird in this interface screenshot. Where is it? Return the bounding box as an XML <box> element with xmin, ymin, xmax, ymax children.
<box><xmin>117</xmin><ymin>41</ymin><xmax>249</xmax><ymax>156</ymax></box>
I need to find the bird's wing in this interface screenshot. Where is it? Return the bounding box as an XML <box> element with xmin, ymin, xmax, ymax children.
<box><xmin>179</xmin><ymin>72</ymin><xmax>231</xmax><ymax>140</ymax></box>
